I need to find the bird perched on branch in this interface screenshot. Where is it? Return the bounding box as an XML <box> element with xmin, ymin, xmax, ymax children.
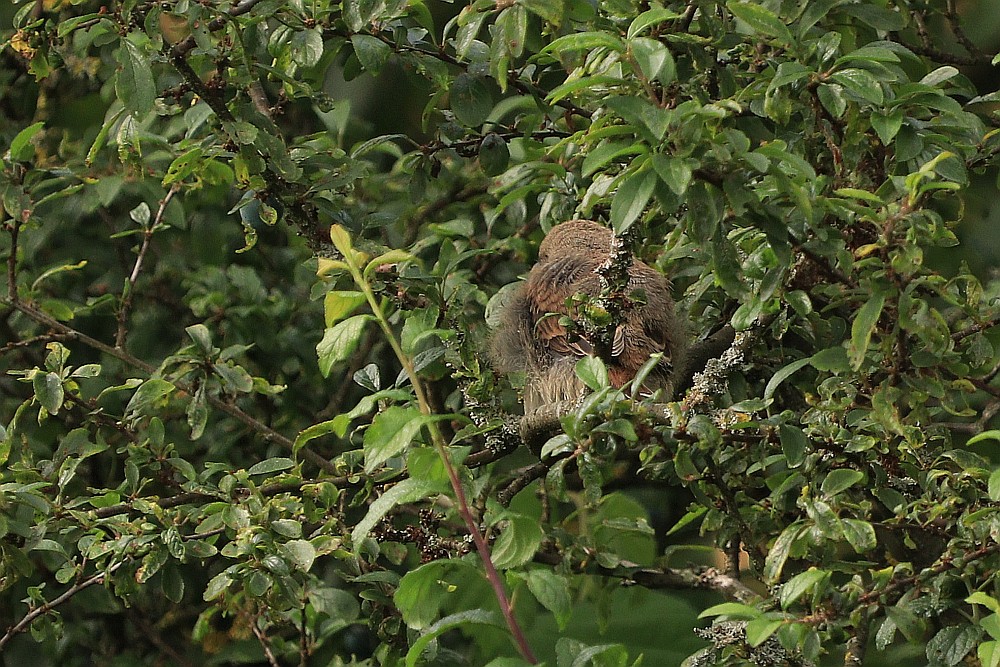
<box><xmin>492</xmin><ymin>219</ymin><xmax>684</xmax><ymax>413</ymax></box>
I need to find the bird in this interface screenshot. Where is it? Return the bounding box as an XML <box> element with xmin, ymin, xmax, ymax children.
<box><xmin>492</xmin><ymin>220</ymin><xmax>683</xmax><ymax>413</ymax></box>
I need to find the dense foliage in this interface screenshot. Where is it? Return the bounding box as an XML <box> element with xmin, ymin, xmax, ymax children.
<box><xmin>2</xmin><ymin>0</ymin><xmax>1000</xmax><ymax>665</ymax></box>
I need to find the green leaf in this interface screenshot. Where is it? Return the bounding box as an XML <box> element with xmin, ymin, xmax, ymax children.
<box><xmin>967</xmin><ymin>593</ymin><xmax>1000</xmax><ymax>614</ymax></box>
<box><xmin>490</xmin><ymin>514</ymin><xmax>544</xmax><ymax>569</ymax></box>
<box><xmin>450</xmin><ymin>73</ymin><xmax>493</xmax><ymax>127</ymax></box>
<box><xmin>849</xmin><ymin>290</ymin><xmax>886</xmax><ymax>370</ymax></box>
<box><xmin>525</xmin><ymin>569</ymin><xmax>572</xmax><ymax>630</ymax></box>
<box><xmin>727</xmin><ymin>1</ymin><xmax>793</xmax><ymax>44</ymax></box>
<box><xmin>282</xmin><ymin>539</ymin><xmax>317</xmax><ymax>572</ymax></box>
<box><xmin>764</xmin><ymin>357</ymin><xmax>812</xmax><ymax>401</ymax></box>
<box><xmin>519</xmin><ymin>0</ymin><xmax>564</xmax><ymax>24</ymax></box>
<box><xmin>780</xmin><ymin>568</ymin><xmax>828</xmax><ymax>609</ymax></box>
<box><xmin>810</xmin><ymin>346</ymin><xmax>849</xmax><ymax>372</ymax></box>
<box><xmin>186</xmin><ymin>385</ymin><xmax>208</xmax><ymax>440</ymax></box>
<box><xmin>247</xmin><ymin>457</ymin><xmax>295</xmax><ymax>476</ymax></box>
<box><xmin>290</xmin><ymin>28</ymin><xmax>324</xmax><ymax>68</ymax></box>
<box><xmin>479</xmin><ymin>133</ymin><xmax>510</xmax><ymax>177</ymax></box>
<box><xmin>778</xmin><ymin>424</ymin><xmax>808</xmax><ymax>468</ymax></box>
<box><xmin>186</xmin><ymin>324</ymin><xmax>214</xmax><ymax>355</ymax></box>
<box><xmin>324</xmin><ymin>291</ymin><xmax>367</xmax><ymax>327</ymax></box>
<box><xmin>582</xmin><ymin>140</ymin><xmax>646</xmax><ymax>178</ymax></box>
<box><xmin>842</xmin><ymin>519</ymin><xmax>877</xmax><ymax>553</ymax></box>
<box><xmin>405</xmin><ymin>610</ymin><xmax>505</xmax><ymax>667</ymax></box>
<box><xmin>630</xmin><ymin>37</ymin><xmax>675</xmax><ymax>84</ymax></box>
<box><xmin>610</xmin><ymin>166</ymin><xmax>655</xmax><ymax>233</ymax></box>
<box><xmin>317</xmin><ymin>314</ymin><xmax>372</xmax><ymax>377</ymax></box>
<box><xmin>351</xmin><ymin>34</ymin><xmax>392</xmax><ymax>74</ymax></box>
<box><xmin>817</xmin><ymin>83</ymin><xmax>847</xmax><ymax>117</ymax></box>
<box><xmin>9</xmin><ymin>122</ymin><xmax>45</xmax><ymax>162</ymax></box>
<box><xmin>764</xmin><ymin>523</ymin><xmax>803</xmax><ymax>582</ymax></box>
<box><xmin>33</xmin><ymin>371</ymin><xmax>64</xmax><ymax>414</ymax></box>
<box><xmin>830</xmin><ymin>68</ymin><xmax>884</xmax><ymax>104</ymax></box>
<box><xmin>699</xmin><ymin>602</ymin><xmax>760</xmax><ymax>619</ymax></box>
<box><xmin>926</xmin><ymin>624</ymin><xmax>981</xmax><ymax>667</ymax></box>
<box><xmin>842</xmin><ymin>3</ymin><xmax>907</xmax><ymax>30</ymax></box>
<box><xmin>821</xmin><ymin>469</ymin><xmax>864</xmax><ymax>496</ymax></box>
<box><xmin>116</xmin><ymin>34</ymin><xmax>156</xmax><ymax>116</ymax></box>
<box><xmin>575</xmin><ymin>356</ymin><xmax>608</xmax><ymax>391</ymax></box>
<box><xmin>363</xmin><ymin>406</ymin><xmax>437</xmax><ymax>472</ymax></box>
<box><xmin>203</xmin><ymin>571</ymin><xmax>233</xmax><ymax>601</ymax></box>
<box><xmin>746</xmin><ymin>618</ymin><xmax>785</xmax><ymax>647</ymax></box>
<box><xmin>351</xmin><ymin>478</ymin><xmax>439</xmax><ymax>550</ymax></box>
<box><xmin>125</xmin><ymin>378</ymin><xmax>175</xmax><ymax>416</ymax></box>
<box><xmin>628</xmin><ymin>8</ymin><xmax>681</xmax><ymax>39</ymax></box>
<box><xmin>984</xmin><ymin>614</ymin><xmax>1000</xmax><ymax>642</ymax></box>
<box><xmin>542</xmin><ymin>31</ymin><xmax>624</xmax><ymax>56</ymax></box>
<box><xmin>651</xmin><ymin>154</ymin><xmax>693</xmax><ymax>195</ymax></box>
<box><xmin>969</xmin><ymin>430</ymin><xmax>1000</xmax><ymax>447</ymax></box>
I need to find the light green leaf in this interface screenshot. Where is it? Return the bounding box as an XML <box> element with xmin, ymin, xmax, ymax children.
<box><xmin>33</xmin><ymin>371</ymin><xmax>64</xmax><ymax>415</ymax></box>
<box><xmin>628</xmin><ymin>8</ymin><xmax>681</xmax><ymax>39</ymax></box>
<box><xmin>630</xmin><ymin>37</ymin><xmax>675</xmax><ymax>84</ymax></box>
<box><xmin>324</xmin><ymin>291</ymin><xmax>367</xmax><ymax>327</ymax></box>
<box><xmin>317</xmin><ymin>314</ymin><xmax>372</xmax><ymax>377</ymax></box>
<box><xmin>575</xmin><ymin>356</ymin><xmax>608</xmax><ymax>391</ymax></box>
<box><xmin>542</xmin><ymin>31</ymin><xmax>624</xmax><ymax>55</ymax></box>
<box><xmin>764</xmin><ymin>357</ymin><xmax>812</xmax><ymax>401</ymax></box>
<box><xmin>842</xmin><ymin>519</ymin><xmax>877</xmax><ymax>553</ymax></box>
<box><xmin>746</xmin><ymin>618</ymin><xmax>785</xmax><ymax>647</ymax></box>
<box><xmin>699</xmin><ymin>602</ymin><xmax>760</xmax><ymax>619</ymax></box>
<box><xmin>831</xmin><ymin>68</ymin><xmax>884</xmax><ymax>104</ymax></box>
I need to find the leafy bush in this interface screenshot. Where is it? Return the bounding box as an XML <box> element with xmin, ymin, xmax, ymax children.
<box><xmin>2</xmin><ymin>0</ymin><xmax>1000</xmax><ymax>665</ymax></box>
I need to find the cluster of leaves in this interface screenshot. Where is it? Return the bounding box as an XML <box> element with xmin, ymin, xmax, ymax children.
<box><xmin>2</xmin><ymin>0</ymin><xmax>1000</xmax><ymax>665</ymax></box>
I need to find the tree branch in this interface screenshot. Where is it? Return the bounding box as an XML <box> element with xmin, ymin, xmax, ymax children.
<box><xmin>0</xmin><ymin>562</ymin><xmax>124</xmax><ymax>650</ymax></box>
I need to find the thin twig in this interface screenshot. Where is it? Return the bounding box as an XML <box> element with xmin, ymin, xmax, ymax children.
<box><xmin>6</xmin><ymin>218</ymin><xmax>20</xmax><ymax>301</ymax></box>
<box><xmin>944</xmin><ymin>0</ymin><xmax>982</xmax><ymax>59</ymax></box>
<box><xmin>0</xmin><ymin>562</ymin><xmax>124</xmax><ymax>650</ymax></box>
<box><xmin>251</xmin><ymin>618</ymin><xmax>282</xmax><ymax>667</ymax></box>
<box><xmin>116</xmin><ymin>185</ymin><xmax>179</xmax><ymax>348</ymax></box>
<box><xmin>953</xmin><ymin>314</ymin><xmax>1000</xmax><ymax>342</ymax></box>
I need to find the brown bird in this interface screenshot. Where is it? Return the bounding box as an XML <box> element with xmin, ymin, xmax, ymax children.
<box><xmin>493</xmin><ymin>220</ymin><xmax>683</xmax><ymax>413</ymax></box>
